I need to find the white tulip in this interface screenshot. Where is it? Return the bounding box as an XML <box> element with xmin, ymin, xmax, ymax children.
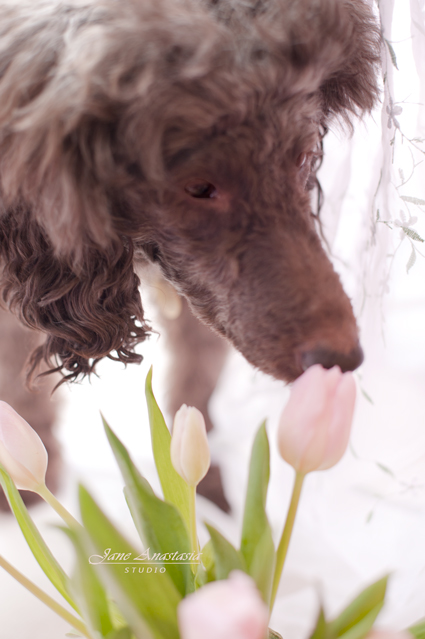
<box><xmin>171</xmin><ymin>404</ymin><xmax>210</xmax><ymax>486</ymax></box>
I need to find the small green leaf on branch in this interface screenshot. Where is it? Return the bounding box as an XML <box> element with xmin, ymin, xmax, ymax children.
<box><xmin>384</xmin><ymin>39</ymin><xmax>398</xmax><ymax>69</ymax></box>
<box><xmin>400</xmin><ymin>196</ymin><xmax>425</xmax><ymax>206</ymax></box>
<box><xmin>407</xmin><ymin>245</ymin><xmax>417</xmax><ymax>273</ymax></box>
<box><xmin>402</xmin><ymin>227</ymin><xmax>424</xmax><ymax>242</ymax></box>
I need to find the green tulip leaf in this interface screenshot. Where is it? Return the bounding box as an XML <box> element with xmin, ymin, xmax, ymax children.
<box><xmin>79</xmin><ymin>484</ymin><xmax>181</xmax><ymax>639</ymax></box>
<box><xmin>240</xmin><ymin>423</ymin><xmax>275</xmax><ymax>603</ymax></box>
<box><xmin>201</xmin><ymin>539</ymin><xmax>216</xmax><ymax>582</ymax></box>
<box><xmin>194</xmin><ymin>563</ymin><xmax>208</xmax><ymax>588</ymax></box>
<box><xmin>328</xmin><ymin>576</ymin><xmax>388</xmax><ymax>638</ymax></box>
<box><xmin>108</xmin><ymin>599</ymin><xmax>129</xmax><ymax>631</ymax></box>
<box><xmin>145</xmin><ymin>368</ymin><xmax>191</xmax><ymax>533</ymax></box>
<box><xmin>308</xmin><ymin>608</ymin><xmax>327</xmax><ymax>639</ymax></box>
<box><xmin>0</xmin><ymin>465</ymin><xmax>77</xmax><ymax>612</ymax></box>
<box><xmin>205</xmin><ymin>523</ymin><xmax>246</xmax><ymax>580</ymax></box>
<box><xmin>103</xmin><ymin>417</ymin><xmax>194</xmax><ymax>596</ymax></box>
<box><xmin>194</xmin><ymin>540</ymin><xmax>215</xmax><ymax>586</ymax></box>
<box><xmin>409</xmin><ymin>621</ymin><xmax>425</xmax><ymax>639</ymax></box>
<box><xmin>269</xmin><ymin>630</ymin><xmax>284</xmax><ymax>639</ymax></box>
<box><xmin>106</xmin><ymin>628</ymin><xmax>134</xmax><ymax>639</ymax></box>
<box><xmin>336</xmin><ymin>605</ymin><xmax>385</xmax><ymax>639</ymax></box>
<box><xmin>248</xmin><ymin>525</ymin><xmax>276</xmax><ymax>606</ymax></box>
<box><xmin>62</xmin><ymin>526</ymin><xmax>114</xmax><ymax>637</ymax></box>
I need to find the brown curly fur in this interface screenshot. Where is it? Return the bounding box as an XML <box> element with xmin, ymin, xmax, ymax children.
<box><xmin>0</xmin><ymin>0</ymin><xmax>381</xmax><ymax>388</ymax></box>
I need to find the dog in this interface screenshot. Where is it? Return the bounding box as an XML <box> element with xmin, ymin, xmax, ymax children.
<box><xmin>0</xmin><ymin>0</ymin><xmax>381</xmax><ymax>509</ymax></box>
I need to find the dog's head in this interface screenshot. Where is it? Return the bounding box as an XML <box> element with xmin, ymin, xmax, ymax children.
<box><xmin>0</xmin><ymin>0</ymin><xmax>381</xmax><ymax>382</ymax></box>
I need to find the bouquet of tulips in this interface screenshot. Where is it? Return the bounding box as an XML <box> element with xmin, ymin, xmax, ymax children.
<box><xmin>0</xmin><ymin>364</ymin><xmax>424</xmax><ymax>639</ymax></box>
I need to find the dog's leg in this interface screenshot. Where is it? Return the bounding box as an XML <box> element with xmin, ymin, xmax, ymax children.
<box><xmin>0</xmin><ymin>307</ymin><xmax>61</xmax><ymax>510</ymax></box>
<box><xmin>156</xmin><ymin>286</ymin><xmax>230</xmax><ymax>511</ymax></box>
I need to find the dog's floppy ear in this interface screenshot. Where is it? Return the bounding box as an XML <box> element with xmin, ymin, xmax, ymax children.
<box><xmin>0</xmin><ymin>3</ymin><xmax>154</xmax><ymax>381</ymax></box>
<box><xmin>319</xmin><ymin>0</ymin><xmax>382</xmax><ymax>120</ymax></box>
<box><xmin>0</xmin><ymin>3</ymin><xmax>126</xmax><ymax>256</ymax></box>
<box><xmin>0</xmin><ymin>207</ymin><xmax>149</xmax><ymax>383</ymax></box>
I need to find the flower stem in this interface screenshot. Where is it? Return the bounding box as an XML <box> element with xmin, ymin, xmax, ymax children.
<box><xmin>189</xmin><ymin>486</ymin><xmax>199</xmax><ymax>573</ymax></box>
<box><xmin>37</xmin><ymin>484</ymin><xmax>81</xmax><ymax>530</ymax></box>
<box><xmin>270</xmin><ymin>471</ymin><xmax>305</xmax><ymax>612</ymax></box>
<box><xmin>0</xmin><ymin>555</ymin><xmax>91</xmax><ymax>638</ymax></box>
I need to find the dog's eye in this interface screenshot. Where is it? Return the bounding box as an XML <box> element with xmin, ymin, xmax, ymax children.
<box><xmin>296</xmin><ymin>153</ymin><xmax>308</xmax><ymax>168</ymax></box>
<box><xmin>185</xmin><ymin>181</ymin><xmax>217</xmax><ymax>199</ymax></box>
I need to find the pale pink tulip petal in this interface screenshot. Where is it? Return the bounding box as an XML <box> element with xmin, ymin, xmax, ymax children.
<box><xmin>0</xmin><ymin>401</ymin><xmax>47</xmax><ymax>491</ymax></box>
<box><xmin>319</xmin><ymin>372</ymin><xmax>356</xmax><ymax>470</ymax></box>
<box><xmin>277</xmin><ymin>365</ymin><xmax>356</xmax><ymax>474</ymax></box>
<box><xmin>178</xmin><ymin>571</ymin><xmax>269</xmax><ymax>639</ymax></box>
<box><xmin>278</xmin><ymin>366</ymin><xmax>328</xmax><ymax>469</ymax></box>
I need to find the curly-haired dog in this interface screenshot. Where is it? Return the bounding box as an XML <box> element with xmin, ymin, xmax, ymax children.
<box><xmin>0</xmin><ymin>0</ymin><xmax>380</xmax><ymax>508</ymax></box>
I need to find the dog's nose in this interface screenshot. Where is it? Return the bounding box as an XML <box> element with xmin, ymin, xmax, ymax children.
<box><xmin>300</xmin><ymin>343</ymin><xmax>364</xmax><ymax>373</ymax></box>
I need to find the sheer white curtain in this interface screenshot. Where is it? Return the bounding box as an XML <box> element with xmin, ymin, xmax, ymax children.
<box><xmin>265</xmin><ymin>2</ymin><xmax>425</xmax><ymax>635</ymax></box>
<box><xmin>323</xmin><ymin>0</ymin><xmax>425</xmax><ymax>319</ymax></box>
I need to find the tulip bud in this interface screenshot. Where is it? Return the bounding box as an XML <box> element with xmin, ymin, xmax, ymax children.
<box><xmin>178</xmin><ymin>571</ymin><xmax>269</xmax><ymax>639</ymax></box>
<box><xmin>277</xmin><ymin>365</ymin><xmax>356</xmax><ymax>474</ymax></box>
<box><xmin>0</xmin><ymin>401</ymin><xmax>48</xmax><ymax>491</ymax></box>
<box><xmin>171</xmin><ymin>405</ymin><xmax>210</xmax><ymax>486</ymax></box>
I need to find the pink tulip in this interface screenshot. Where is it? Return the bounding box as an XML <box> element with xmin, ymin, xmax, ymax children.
<box><xmin>0</xmin><ymin>401</ymin><xmax>48</xmax><ymax>491</ymax></box>
<box><xmin>277</xmin><ymin>365</ymin><xmax>356</xmax><ymax>474</ymax></box>
<box><xmin>178</xmin><ymin>571</ymin><xmax>269</xmax><ymax>639</ymax></box>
